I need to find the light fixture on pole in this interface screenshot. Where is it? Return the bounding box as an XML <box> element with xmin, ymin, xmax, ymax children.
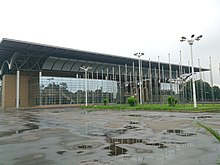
<box><xmin>80</xmin><ymin>66</ymin><xmax>92</xmax><ymax>106</ymax></box>
<box><xmin>134</xmin><ymin>52</ymin><xmax>144</xmax><ymax>105</ymax></box>
<box><xmin>180</xmin><ymin>34</ymin><xmax>202</xmax><ymax>108</ymax></box>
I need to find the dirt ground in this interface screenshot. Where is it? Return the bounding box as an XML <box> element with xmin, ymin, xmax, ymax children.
<box><xmin>0</xmin><ymin>107</ymin><xmax>220</xmax><ymax>165</ymax></box>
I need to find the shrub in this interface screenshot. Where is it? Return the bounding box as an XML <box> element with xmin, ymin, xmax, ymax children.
<box><xmin>167</xmin><ymin>96</ymin><xmax>177</xmax><ymax>106</ymax></box>
<box><xmin>127</xmin><ymin>96</ymin><xmax>137</xmax><ymax>106</ymax></box>
<box><xmin>103</xmin><ymin>99</ymin><xmax>108</xmax><ymax>106</ymax></box>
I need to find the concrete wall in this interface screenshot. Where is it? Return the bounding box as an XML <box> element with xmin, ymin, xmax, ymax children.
<box><xmin>2</xmin><ymin>74</ymin><xmax>31</xmax><ymax>109</ymax></box>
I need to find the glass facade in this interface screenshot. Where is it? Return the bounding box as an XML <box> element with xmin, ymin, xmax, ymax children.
<box><xmin>28</xmin><ymin>76</ymin><xmax>117</xmax><ymax>106</ymax></box>
<box><xmin>27</xmin><ymin>67</ymin><xmax>182</xmax><ymax>107</ymax></box>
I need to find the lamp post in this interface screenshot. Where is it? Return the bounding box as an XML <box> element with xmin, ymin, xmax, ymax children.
<box><xmin>80</xmin><ymin>66</ymin><xmax>92</xmax><ymax>106</ymax></box>
<box><xmin>180</xmin><ymin>34</ymin><xmax>202</xmax><ymax>108</ymax></box>
<box><xmin>134</xmin><ymin>52</ymin><xmax>144</xmax><ymax>104</ymax></box>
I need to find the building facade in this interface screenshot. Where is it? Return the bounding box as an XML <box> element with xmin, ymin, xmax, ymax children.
<box><xmin>0</xmin><ymin>38</ymin><xmax>208</xmax><ymax>109</ymax></box>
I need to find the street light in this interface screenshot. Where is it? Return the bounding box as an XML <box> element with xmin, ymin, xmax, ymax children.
<box><xmin>134</xmin><ymin>52</ymin><xmax>144</xmax><ymax>104</ymax></box>
<box><xmin>180</xmin><ymin>34</ymin><xmax>202</xmax><ymax>108</ymax></box>
<box><xmin>80</xmin><ymin>66</ymin><xmax>92</xmax><ymax>106</ymax></box>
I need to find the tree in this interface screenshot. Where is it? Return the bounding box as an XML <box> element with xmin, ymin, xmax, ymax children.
<box><xmin>184</xmin><ymin>79</ymin><xmax>220</xmax><ymax>102</ymax></box>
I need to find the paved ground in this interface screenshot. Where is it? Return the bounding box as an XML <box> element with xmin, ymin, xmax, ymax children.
<box><xmin>0</xmin><ymin>108</ymin><xmax>220</xmax><ymax>165</ymax></box>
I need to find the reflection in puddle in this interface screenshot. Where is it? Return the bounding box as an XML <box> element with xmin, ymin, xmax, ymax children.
<box><xmin>129</xmin><ymin>121</ymin><xmax>140</xmax><ymax>124</ymax></box>
<box><xmin>104</xmin><ymin>144</ymin><xmax>128</xmax><ymax>156</ymax></box>
<box><xmin>107</xmin><ymin>137</ymin><xmax>142</xmax><ymax>144</ymax></box>
<box><xmin>177</xmin><ymin>132</ymin><xmax>196</xmax><ymax>137</ymax></box>
<box><xmin>128</xmin><ymin>114</ymin><xmax>142</xmax><ymax>117</ymax></box>
<box><xmin>77</xmin><ymin>144</ymin><xmax>94</xmax><ymax>149</ymax></box>
<box><xmin>145</xmin><ymin>142</ymin><xmax>167</xmax><ymax>149</ymax></box>
<box><xmin>124</xmin><ymin>125</ymin><xmax>139</xmax><ymax>130</ymax></box>
<box><xmin>166</xmin><ymin>129</ymin><xmax>196</xmax><ymax>137</ymax></box>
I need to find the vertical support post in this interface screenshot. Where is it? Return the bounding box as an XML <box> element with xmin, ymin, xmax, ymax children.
<box><xmin>39</xmin><ymin>71</ymin><xmax>42</xmax><ymax>106</ymax></box>
<box><xmin>101</xmin><ymin>70</ymin><xmax>104</xmax><ymax>103</ymax></box>
<box><xmin>198</xmin><ymin>59</ymin><xmax>204</xmax><ymax>105</ymax></box>
<box><xmin>154</xmin><ymin>67</ymin><xmax>158</xmax><ymax>102</ymax></box>
<box><xmin>92</xmin><ymin>72</ymin><xmax>94</xmax><ymax>104</ymax></box>
<box><xmin>168</xmin><ymin>53</ymin><xmax>173</xmax><ymax>94</ymax></box>
<box><xmin>125</xmin><ymin>64</ymin><xmax>128</xmax><ymax>96</ymax></box>
<box><xmin>85</xmin><ymin>69</ymin><xmax>88</xmax><ymax>106</ymax></box>
<box><xmin>158</xmin><ymin>56</ymin><xmax>161</xmax><ymax>105</ymax></box>
<box><xmin>130</xmin><ymin>72</ymin><xmax>133</xmax><ymax>96</ymax></box>
<box><xmin>188</xmin><ymin>61</ymin><xmax>192</xmax><ymax>102</ymax></box>
<box><xmin>132</xmin><ymin>62</ymin><xmax>135</xmax><ymax>96</ymax></box>
<box><xmin>180</xmin><ymin>51</ymin><xmax>183</xmax><ymax>103</ymax></box>
<box><xmin>203</xmin><ymin>71</ymin><xmax>207</xmax><ymax>102</ymax></box>
<box><xmin>209</xmin><ymin>57</ymin><xmax>215</xmax><ymax>102</ymax></box>
<box><xmin>138</xmin><ymin>58</ymin><xmax>142</xmax><ymax>104</ymax></box>
<box><xmin>149</xmin><ymin>58</ymin><xmax>152</xmax><ymax>103</ymax></box>
<box><xmin>162</xmin><ymin>66</ymin><xmax>165</xmax><ymax>104</ymax></box>
<box><xmin>59</xmin><ymin>83</ymin><xmax>62</xmax><ymax>105</ymax></box>
<box><xmin>16</xmin><ymin>70</ymin><xmax>20</xmax><ymax>109</ymax></box>
<box><xmin>119</xmin><ymin>65</ymin><xmax>121</xmax><ymax>104</ymax></box>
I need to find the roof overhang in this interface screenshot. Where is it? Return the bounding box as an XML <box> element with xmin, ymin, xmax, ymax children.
<box><xmin>0</xmin><ymin>38</ymin><xmax>209</xmax><ymax>77</ymax></box>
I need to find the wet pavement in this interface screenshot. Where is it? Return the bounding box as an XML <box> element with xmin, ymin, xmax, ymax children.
<box><xmin>0</xmin><ymin>108</ymin><xmax>220</xmax><ymax>165</ymax></box>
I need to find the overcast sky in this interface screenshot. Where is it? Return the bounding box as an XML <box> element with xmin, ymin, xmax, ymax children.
<box><xmin>0</xmin><ymin>0</ymin><xmax>220</xmax><ymax>85</ymax></box>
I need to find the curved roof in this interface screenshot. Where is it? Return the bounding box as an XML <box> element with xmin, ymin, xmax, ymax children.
<box><xmin>0</xmin><ymin>38</ymin><xmax>209</xmax><ymax>76</ymax></box>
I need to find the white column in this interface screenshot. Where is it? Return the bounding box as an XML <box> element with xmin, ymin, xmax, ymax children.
<box><xmin>209</xmin><ymin>56</ymin><xmax>214</xmax><ymax>102</ymax></box>
<box><xmin>85</xmin><ymin>70</ymin><xmax>88</xmax><ymax>106</ymax></box>
<box><xmin>190</xmin><ymin>45</ymin><xmax>197</xmax><ymax>108</ymax></box>
<box><xmin>138</xmin><ymin>58</ymin><xmax>142</xmax><ymax>104</ymax></box>
<box><xmin>16</xmin><ymin>70</ymin><xmax>20</xmax><ymax>109</ymax></box>
<box><xmin>39</xmin><ymin>71</ymin><xmax>42</xmax><ymax>106</ymax></box>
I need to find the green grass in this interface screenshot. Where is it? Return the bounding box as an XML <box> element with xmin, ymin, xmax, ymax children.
<box><xmin>81</xmin><ymin>103</ymin><xmax>220</xmax><ymax>112</ymax></box>
<box><xmin>197</xmin><ymin>122</ymin><xmax>220</xmax><ymax>142</ymax></box>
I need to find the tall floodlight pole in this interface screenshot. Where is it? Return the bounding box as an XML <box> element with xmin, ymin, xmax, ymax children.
<box><xmin>80</xmin><ymin>66</ymin><xmax>92</xmax><ymax>106</ymax></box>
<box><xmin>198</xmin><ymin>59</ymin><xmax>204</xmax><ymax>105</ymax></box>
<box><xmin>209</xmin><ymin>57</ymin><xmax>215</xmax><ymax>102</ymax></box>
<box><xmin>134</xmin><ymin>52</ymin><xmax>144</xmax><ymax>105</ymax></box>
<box><xmin>180</xmin><ymin>34</ymin><xmax>202</xmax><ymax>108</ymax></box>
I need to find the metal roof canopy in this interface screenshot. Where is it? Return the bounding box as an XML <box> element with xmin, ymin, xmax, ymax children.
<box><xmin>0</xmin><ymin>38</ymin><xmax>209</xmax><ymax>77</ymax></box>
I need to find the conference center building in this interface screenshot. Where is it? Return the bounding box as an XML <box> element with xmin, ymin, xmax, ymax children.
<box><xmin>0</xmin><ymin>38</ymin><xmax>208</xmax><ymax>109</ymax></box>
